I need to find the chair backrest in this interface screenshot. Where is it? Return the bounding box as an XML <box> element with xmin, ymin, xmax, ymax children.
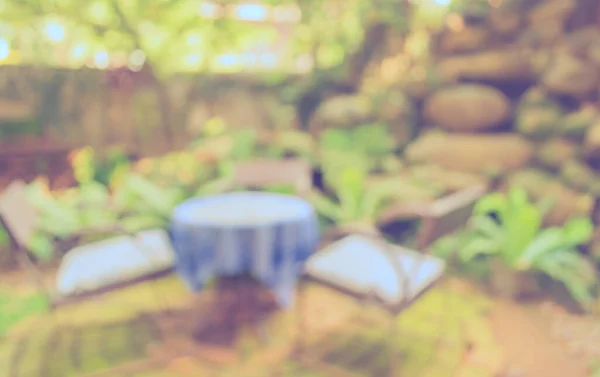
<box><xmin>416</xmin><ymin>184</ymin><xmax>486</xmax><ymax>249</ymax></box>
<box><xmin>0</xmin><ymin>180</ymin><xmax>38</xmax><ymax>251</ymax></box>
<box><xmin>233</xmin><ymin>159</ymin><xmax>313</xmax><ymax>195</ymax></box>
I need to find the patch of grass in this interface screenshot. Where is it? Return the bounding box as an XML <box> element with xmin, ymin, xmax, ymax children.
<box><xmin>7</xmin><ymin>275</ymin><xmax>189</xmax><ymax>337</ymax></box>
<box><xmin>14</xmin><ymin>324</ymin><xmax>55</xmax><ymax>377</ymax></box>
<box><xmin>301</xmin><ymin>280</ymin><xmax>501</xmax><ymax>377</ymax></box>
<box><xmin>0</xmin><ymin>289</ymin><xmax>49</xmax><ymax>337</ymax></box>
<box><xmin>0</xmin><ymin>276</ymin><xmax>502</xmax><ymax>377</ymax></box>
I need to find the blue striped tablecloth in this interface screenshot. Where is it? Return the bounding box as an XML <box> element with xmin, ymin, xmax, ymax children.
<box><xmin>169</xmin><ymin>192</ymin><xmax>320</xmax><ymax>308</ymax></box>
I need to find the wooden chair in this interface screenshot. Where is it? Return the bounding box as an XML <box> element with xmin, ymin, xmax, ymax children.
<box><xmin>0</xmin><ymin>180</ymin><xmax>175</xmax><ymax>309</ymax></box>
<box><xmin>297</xmin><ymin>233</ymin><xmax>445</xmax><ymax>377</ymax></box>
<box><xmin>294</xmin><ymin>185</ymin><xmax>486</xmax><ymax>377</ymax></box>
<box><xmin>377</xmin><ymin>184</ymin><xmax>487</xmax><ymax>250</ymax></box>
<box><xmin>231</xmin><ymin>158</ymin><xmax>313</xmax><ymax>196</ymax></box>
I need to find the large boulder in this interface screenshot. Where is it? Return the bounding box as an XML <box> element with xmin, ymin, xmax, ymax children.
<box><xmin>588</xmin><ymin>42</ymin><xmax>600</xmax><ymax>66</ymax></box>
<box><xmin>406</xmin><ymin>164</ymin><xmax>489</xmax><ymax>194</ymax></box>
<box><xmin>438</xmin><ymin>50</ymin><xmax>536</xmax><ymax>81</ymax></box>
<box><xmin>584</xmin><ymin>121</ymin><xmax>600</xmax><ymax>157</ymax></box>
<box><xmin>502</xmin><ymin>169</ymin><xmax>593</xmax><ymax>226</ymax></box>
<box><xmin>405</xmin><ymin>131</ymin><xmax>533</xmax><ymax>175</ymax></box>
<box><xmin>541</xmin><ymin>53</ymin><xmax>600</xmax><ymax>98</ymax></box>
<box><xmin>558</xmin><ymin>105</ymin><xmax>599</xmax><ymax>139</ymax></box>
<box><xmin>516</xmin><ymin>106</ymin><xmax>563</xmax><ymax>138</ymax></box>
<box><xmin>488</xmin><ymin>7</ymin><xmax>523</xmax><ymax>37</ymax></box>
<box><xmin>438</xmin><ymin>26</ymin><xmax>490</xmax><ymax>54</ymax></box>
<box><xmin>527</xmin><ymin>0</ymin><xmax>577</xmax><ymax>25</ymax></box>
<box><xmin>423</xmin><ymin>85</ymin><xmax>511</xmax><ymax>132</ymax></box>
<box><xmin>560</xmin><ymin>159</ymin><xmax>600</xmax><ymax>194</ymax></box>
<box><xmin>309</xmin><ymin>94</ymin><xmax>374</xmax><ymax>134</ymax></box>
<box><xmin>536</xmin><ymin>138</ymin><xmax>578</xmax><ymax>169</ymax></box>
<box><xmin>518</xmin><ymin>20</ymin><xmax>564</xmax><ymax>47</ymax></box>
<box><xmin>515</xmin><ymin>87</ymin><xmax>565</xmax><ymax>138</ymax></box>
<box><xmin>558</xmin><ymin>27</ymin><xmax>600</xmax><ymax>57</ymax></box>
<box><xmin>310</xmin><ymin>90</ymin><xmax>416</xmax><ymax>145</ymax></box>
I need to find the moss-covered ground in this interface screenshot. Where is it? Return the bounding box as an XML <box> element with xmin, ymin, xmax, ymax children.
<box><xmin>0</xmin><ymin>276</ymin><xmax>503</xmax><ymax>377</ymax></box>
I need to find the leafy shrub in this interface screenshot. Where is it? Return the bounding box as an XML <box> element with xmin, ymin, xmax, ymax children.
<box><xmin>319</xmin><ymin>123</ymin><xmax>396</xmax><ymax>171</ymax></box>
<box><xmin>433</xmin><ymin>187</ymin><xmax>597</xmax><ymax>310</ymax></box>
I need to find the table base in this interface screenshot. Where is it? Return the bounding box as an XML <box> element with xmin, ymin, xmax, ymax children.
<box><xmin>192</xmin><ymin>274</ymin><xmax>279</xmax><ymax>348</ymax></box>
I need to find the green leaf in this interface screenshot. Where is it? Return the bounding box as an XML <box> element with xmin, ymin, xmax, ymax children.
<box><xmin>26</xmin><ymin>187</ymin><xmax>81</xmax><ymax>238</ymax></box>
<box><xmin>361</xmin><ymin>179</ymin><xmax>400</xmax><ymax>220</ymax></box>
<box><xmin>562</xmin><ymin>217</ymin><xmax>594</xmax><ymax>246</ymax></box>
<box><xmin>264</xmin><ymin>184</ymin><xmax>296</xmax><ymax>195</ymax></box>
<box><xmin>474</xmin><ymin>192</ymin><xmax>506</xmax><ymax>219</ymax></box>
<box><xmin>229</xmin><ymin>129</ymin><xmax>258</xmax><ymax>161</ymax></box>
<box><xmin>459</xmin><ymin>236</ymin><xmax>500</xmax><ymax>263</ymax></box>
<box><xmin>335</xmin><ymin>166</ymin><xmax>366</xmax><ymax>221</ymax></box>
<box><xmin>121</xmin><ymin>215</ymin><xmax>167</xmax><ymax>232</ymax></box>
<box><xmin>534</xmin><ymin>249</ymin><xmax>596</xmax><ymax>310</ymax></box>
<box><xmin>120</xmin><ymin>173</ymin><xmax>181</xmax><ymax>218</ymax></box>
<box><xmin>352</xmin><ymin>123</ymin><xmax>395</xmax><ymax>157</ymax></box>
<box><xmin>77</xmin><ymin>181</ymin><xmax>111</xmax><ymax>205</ymax></box>
<box><xmin>195</xmin><ymin>177</ymin><xmax>233</xmax><ymax>197</ymax></box>
<box><xmin>496</xmin><ymin>186</ymin><xmax>542</xmax><ymax>266</ymax></box>
<box><xmin>320</xmin><ymin>129</ymin><xmax>353</xmax><ymax>151</ymax></box>
<box><xmin>470</xmin><ymin>215</ymin><xmax>503</xmax><ymax>241</ymax></box>
<box><xmin>507</xmin><ymin>186</ymin><xmax>530</xmax><ymax>212</ymax></box>
<box><xmin>517</xmin><ymin>228</ymin><xmax>564</xmax><ymax>270</ymax></box>
<box><xmin>27</xmin><ymin>233</ymin><xmax>54</xmax><ymax>262</ymax></box>
<box><xmin>307</xmin><ymin>189</ymin><xmax>342</xmax><ymax>222</ymax></box>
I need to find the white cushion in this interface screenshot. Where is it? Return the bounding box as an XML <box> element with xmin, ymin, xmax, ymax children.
<box><xmin>56</xmin><ymin>229</ymin><xmax>175</xmax><ymax>296</ymax></box>
<box><xmin>304</xmin><ymin>235</ymin><xmax>445</xmax><ymax>305</ymax></box>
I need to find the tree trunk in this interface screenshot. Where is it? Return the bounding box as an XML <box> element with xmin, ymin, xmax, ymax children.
<box><xmin>144</xmin><ymin>64</ymin><xmax>176</xmax><ymax>153</ymax></box>
<box><xmin>345</xmin><ymin>21</ymin><xmax>390</xmax><ymax>89</ymax></box>
<box><xmin>296</xmin><ymin>21</ymin><xmax>392</xmax><ymax>130</ymax></box>
<box><xmin>154</xmin><ymin>81</ymin><xmax>175</xmax><ymax>152</ymax></box>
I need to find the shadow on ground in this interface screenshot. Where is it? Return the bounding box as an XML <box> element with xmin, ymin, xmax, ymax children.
<box><xmin>0</xmin><ymin>276</ymin><xmax>503</xmax><ymax>377</ymax></box>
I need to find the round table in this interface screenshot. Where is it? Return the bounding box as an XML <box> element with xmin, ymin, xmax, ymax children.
<box><xmin>169</xmin><ymin>192</ymin><xmax>320</xmax><ymax>345</ymax></box>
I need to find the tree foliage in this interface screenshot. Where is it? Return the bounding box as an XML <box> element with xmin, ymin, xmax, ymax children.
<box><xmin>3</xmin><ymin>0</ymin><xmax>280</xmax><ymax>75</ymax></box>
<box><xmin>0</xmin><ymin>0</ymin><xmax>421</xmax><ymax>76</ymax></box>
<box><xmin>0</xmin><ymin>0</ymin><xmax>457</xmax><ymax>144</ymax></box>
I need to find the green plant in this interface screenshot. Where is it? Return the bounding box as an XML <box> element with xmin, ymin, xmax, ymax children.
<box><xmin>95</xmin><ymin>147</ymin><xmax>131</xmax><ymax>186</ymax></box>
<box><xmin>319</xmin><ymin>123</ymin><xmax>396</xmax><ymax>171</ymax></box>
<box><xmin>264</xmin><ymin>130</ymin><xmax>316</xmax><ymax>163</ymax></box>
<box><xmin>24</xmin><ymin>180</ymin><xmax>118</xmax><ymax>260</ymax></box>
<box><xmin>439</xmin><ymin>187</ymin><xmax>597</xmax><ymax>310</ymax></box>
<box><xmin>431</xmin><ymin>231</ymin><xmax>491</xmax><ymax>282</ymax></box>
<box><xmin>307</xmin><ymin>155</ymin><xmax>398</xmax><ymax>230</ymax></box>
<box><xmin>112</xmin><ymin>169</ymin><xmax>231</xmax><ymax>232</ymax></box>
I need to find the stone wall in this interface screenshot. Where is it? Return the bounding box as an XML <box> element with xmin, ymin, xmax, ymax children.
<box><xmin>411</xmin><ymin>0</ymin><xmax>600</xmax><ymax>231</ymax></box>
<box><xmin>309</xmin><ymin>0</ymin><xmax>600</xmax><ymax>239</ymax></box>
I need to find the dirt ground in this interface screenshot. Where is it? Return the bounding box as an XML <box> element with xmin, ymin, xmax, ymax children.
<box><xmin>489</xmin><ymin>299</ymin><xmax>590</xmax><ymax>377</ymax></box>
<box><xmin>2</xmin><ymin>269</ymin><xmax>597</xmax><ymax>377</ymax></box>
